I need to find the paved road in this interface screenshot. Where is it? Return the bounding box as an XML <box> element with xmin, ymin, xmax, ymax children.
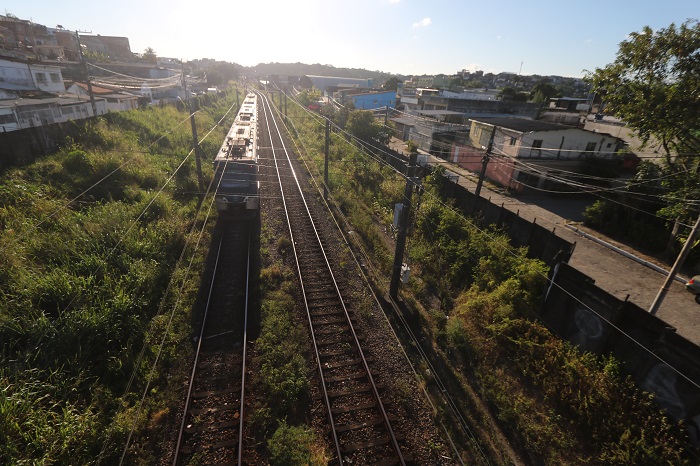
<box><xmin>389</xmin><ymin>139</ymin><xmax>700</xmax><ymax>346</ymax></box>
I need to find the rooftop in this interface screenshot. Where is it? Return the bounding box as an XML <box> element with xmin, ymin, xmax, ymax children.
<box><xmin>469</xmin><ymin>117</ymin><xmax>570</xmax><ymax>133</ymax></box>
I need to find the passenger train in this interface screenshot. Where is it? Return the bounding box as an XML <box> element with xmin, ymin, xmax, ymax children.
<box><xmin>213</xmin><ymin>92</ymin><xmax>259</xmax><ymax>213</ymax></box>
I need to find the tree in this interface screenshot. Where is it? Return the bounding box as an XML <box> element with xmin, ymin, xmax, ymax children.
<box><xmin>586</xmin><ymin>20</ymin><xmax>700</xmax><ymax>258</ymax></box>
<box><xmin>206</xmin><ymin>69</ymin><xmax>223</xmax><ymax>86</ymax></box>
<box><xmin>143</xmin><ymin>47</ymin><xmax>157</xmax><ymax>64</ymax></box>
<box><xmin>498</xmin><ymin>86</ymin><xmax>527</xmax><ymax>102</ymax></box>
<box><xmin>297</xmin><ymin>89</ymin><xmax>321</xmax><ymax>107</ymax></box>
<box><xmin>529</xmin><ymin>79</ymin><xmax>559</xmax><ymax>103</ymax></box>
<box><xmin>585</xmin><ymin>20</ymin><xmax>700</xmax><ymax>158</ymax></box>
<box><xmin>382</xmin><ymin>76</ymin><xmax>401</xmax><ymax>91</ymax></box>
<box><xmin>347</xmin><ymin>110</ymin><xmax>391</xmax><ymax>143</ymax></box>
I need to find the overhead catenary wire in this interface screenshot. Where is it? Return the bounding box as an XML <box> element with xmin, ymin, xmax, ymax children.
<box><xmin>280</xmin><ymin>87</ymin><xmax>700</xmax><ymax>397</ymax></box>
<box><xmin>105</xmin><ymin>93</ymin><xmax>242</xmax><ymax>463</ymax></box>
<box><xmin>268</xmin><ymin>90</ymin><xmax>484</xmax><ymax>465</ymax></box>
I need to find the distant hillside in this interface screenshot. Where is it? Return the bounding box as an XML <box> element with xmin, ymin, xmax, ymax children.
<box><xmin>246</xmin><ymin>62</ymin><xmax>400</xmax><ymax>82</ymax></box>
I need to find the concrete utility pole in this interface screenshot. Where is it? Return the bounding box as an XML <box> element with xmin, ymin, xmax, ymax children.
<box><xmin>649</xmin><ymin>213</ymin><xmax>700</xmax><ymax>315</ymax></box>
<box><xmin>390</xmin><ymin>153</ymin><xmax>418</xmax><ymax>299</ymax></box>
<box><xmin>474</xmin><ymin>125</ymin><xmax>497</xmax><ymax>200</ymax></box>
<box><xmin>182</xmin><ymin>62</ymin><xmax>204</xmax><ymax>193</ymax></box>
<box><xmin>75</xmin><ymin>31</ymin><xmax>97</xmax><ymax>117</ymax></box>
<box><xmin>189</xmin><ymin>102</ymin><xmax>204</xmax><ymax>193</ymax></box>
<box><xmin>324</xmin><ymin>118</ymin><xmax>330</xmax><ymax>200</ymax></box>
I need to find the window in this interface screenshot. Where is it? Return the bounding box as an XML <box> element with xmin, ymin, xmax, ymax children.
<box><xmin>0</xmin><ymin>114</ymin><xmax>16</xmax><ymax>124</ymax></box>
<box><xmin>509</xmin><ymin>137</ymin><xmax>517</xmax><ymax>146</ymax></box>
<box><xmin>532</xmin><ymin>139</ymin><xmax>543</xmax><ymax>149</ymax></box>
<box><xmin>50</xmin><ymin>73</ymin><xmax>61</xmax><ymax>83</ymax></box>
<box><xmin>585</xmin><ymin>142</ymin><xmax>597</xmax><ymax>153</ymax></box>
<box><xmin>35</xmin><ymin>73</ymin><xmax>47</xmax><ymax>84</ymax></box>
<box><xmin>606</xmin><ymin>142</ymin><xmax>612</xmax><ymax>148</ymax></box>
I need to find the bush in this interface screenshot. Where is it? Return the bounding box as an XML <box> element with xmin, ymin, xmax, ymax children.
<box><xmin>268</xmin><ymin>421</ymin><xmax>327</xmax><ymax>466</ymax></box>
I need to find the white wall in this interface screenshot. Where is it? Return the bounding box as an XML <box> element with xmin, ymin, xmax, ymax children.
<box><xmin>29</xmin><ymin>64</ymin><xmax>66</xmax><ymax>93</ymax></box>
<box><xmin>517</xmin><ymin>128</ymin><xmax>619</xmax><ymax>159</ymax></box>
<box><xmin>0</xmin><ymin>59</ymin><xmax>34</xmax><ymax>89</ymax></box>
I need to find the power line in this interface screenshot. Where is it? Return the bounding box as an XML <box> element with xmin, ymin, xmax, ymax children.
<box><xmin>280</xmin><ymin>90</ymin><xmax>700</xmax><ymax>395</ymax></box>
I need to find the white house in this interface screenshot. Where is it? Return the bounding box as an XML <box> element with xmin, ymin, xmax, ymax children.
<box><xmin>0</xmin><ymin>95</ymin><xmax>107</xmax><ymax>132</ymax></box>
<box><xmin>449</xmin><ymin>117</ymin><xmax>628</xmax><ymax>193</ymax></box>
<box><xmin>0</xmin><ymin>58</ymin><xmax>66</xmax><ymax>94</ymax></box>
<box><xmin>65</xmin><ymin>82</ymin><xmax>139</xmax><ymax>112</ymax></box>
<box><xmin>469</xmin><ymin>117</ymin><xmax>623</xmax><ymax>160</ymax></box>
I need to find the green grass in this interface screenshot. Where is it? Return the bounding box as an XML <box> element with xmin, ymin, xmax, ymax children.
<box><xmin>278</xmin><ymin>94</ymin><xmax>693</xmax><ymax>465</ymax></box>
<box><xmin>0</xmin><ymin>86</ymin><xmax>243</xmax><ymax>464</ymax></box>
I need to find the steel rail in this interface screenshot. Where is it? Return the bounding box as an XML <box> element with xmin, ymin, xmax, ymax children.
<box><xmin>172</xmin><ymin>224</ymin><xmax>252</xmax><ymax>466</ymax></box>
<box><xmin>258</xmin><ymin>91</ymin><xmax>405</xmax><ymax>465</ymax></box>
<box><xmin>172</xmin><ymin>235</ymin><xmax>224</xmax><ymax>465</ymax></box>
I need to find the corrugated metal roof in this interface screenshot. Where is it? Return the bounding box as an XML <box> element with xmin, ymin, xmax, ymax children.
<box><xmin>0</xmin><ymin>95</ymin><xmax>103</xmax><ymax>108</ymax></box>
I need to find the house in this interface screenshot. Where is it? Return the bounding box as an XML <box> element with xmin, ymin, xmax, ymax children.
<box><xmin>0</xmin><ymin>94</ymin><xmax>107</xmax><ymax>132</ymax></box>
<box><xmin>397</xmin><ymin>84</ymin><xmax>540</xmax><ymax>118</ymax></box>
<box><xmin>79</xmin><ymin>35</ymin><xmax>132</xmax><ymax>59</ymax></box>
<box><xmin>539</xmin><ymin>96</ymin><xmax>592</xmax><ymax>126</ymax></box>
<box><xmin>411</xmin><ymin>75</ymin><xmax>449</xmax><ymax>89</ymax></box>
<box><xmin>399</xmin><ymin>110</ymin><xmax>470</xmax><ymax>156</ymax></box>
<box><xmin>449</xmin><ymin>117</ymin><xmax>627</xmax><ymax>193</ymax></box>
<box><xmin>0</xmin><ymin>58</ymin><xmax>66</xmax><ymax>94</ymax></box>
<box><xmin>0</xmin><ymin>15</ymin><xmax>56</xmax><ymax>52</ymax></box>
<box><xmin>65</xmin><ymin>82</ymin><xmax>140</xmax><ymax>112</ymax></box>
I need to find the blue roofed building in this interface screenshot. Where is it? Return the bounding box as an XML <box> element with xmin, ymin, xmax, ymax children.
<box><xmin>349</xmin><ymin>90</ymin><xmax>397</xmax><ymax>110</ymax></box>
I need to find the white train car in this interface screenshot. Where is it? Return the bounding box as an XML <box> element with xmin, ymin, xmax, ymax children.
<box><xmin>213</xmin><ymin>93</ymin><xmax>259</xmax><ymax>213</ymax></box>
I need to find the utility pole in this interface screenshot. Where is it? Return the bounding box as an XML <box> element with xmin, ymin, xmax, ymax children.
<box><xmin>390</xmin><ymin>153</ymin><xmax>418</xmax><ymax>299</ymax></box>
<box><xmin>474</xmin><ymin>125</ymin><xmax>497</xmax><ymax>200</ymax></box>
<box><xmin>181</xmin><ymin>62</ymin><xmax>204</xmax><ymax>193</ymax></box>
<box><xmin>189</xmin><ymin>100</ymin><xmax>204</xmax><ymax>193</ymax></box>
<box><xmin>75</xmin><ymin>31</ymin><xmax>97</xmax><ymax>117</ymax></box>
<box><xmin>324</xmin><ymin>118</ymin><xmax>330</xmax><ymax>200</ymax></box>
<box><xmin>649</xmin><ymin>213</ymin><xmax>700</xmax><ymax>315</ymax></box>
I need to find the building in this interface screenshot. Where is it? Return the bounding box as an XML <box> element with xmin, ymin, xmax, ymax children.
<box><xmin>0</xmin><ymin>15</ymin><xmax>56</xmax><ymax>50</ymax></box>
<box><xmin>392</xmin><ymin>110</ymin><xmax>470</xmax><ymax>155</ymax></box>
<box><xmin>411</xmin><ymin>75</ymin><xmax>449</xmax><ymax>89</ymax></box>
<box><xmin>65</xmin><ymin>82</ymin><xmax>140</xmax><ymax>112</ymax></box>
<box><xmin>0</xmin><ymin>94</ymin><xmax>106</xmax><ymax>132</ymax></box>
<box><xmin>347</xmin><ymin>90</ymin><xmax>396</xmax><ymax>110</ymax></box>
<box><xmin>79</xmin><ymin>35</ymin><xmax>132</xmax><ymax>59</ymax></box>
<box><xmin>449</xmin><ymin>117</ymin><xmax>627</xmax><ymax>193</ymax></box>
<box><xmin>0</xmin><ymin>58</ymin><xmax>66</xmax><ymax>93</ymax></box>
<box><xmin>53</xmin><ymin>29</ymin><xmax>81</xmax><ymax>61</ymax></box>
<box><xmin>539</xmin><ymin>96</ymin><xmax>592</xmax><ymax>126</ymax></box>
<box><xmin>304</xmin><ymin>75</ymin><xmax>374</xmax><ymax>94</ymax></box>
<box><xmin>0</xmin><ymin>57</ymin><xmax>115</xmax><ymax>132</ymax></box>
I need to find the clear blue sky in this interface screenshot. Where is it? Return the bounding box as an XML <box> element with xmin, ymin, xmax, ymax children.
<box><xmin>3</xmin><ymin>0</ymin><xmax>699</xmax><ymax>77</ymax></box>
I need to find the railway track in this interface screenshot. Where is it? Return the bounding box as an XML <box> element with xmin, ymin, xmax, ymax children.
<box><xmin>257</xmin><ymin>91</ymin><xmax>410</xmax><ymax>465</ymax></box>
<box><xmin>173</xmin><ymin>220</ymin><xmax>252</xmax><ymax>466</ymax></box>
